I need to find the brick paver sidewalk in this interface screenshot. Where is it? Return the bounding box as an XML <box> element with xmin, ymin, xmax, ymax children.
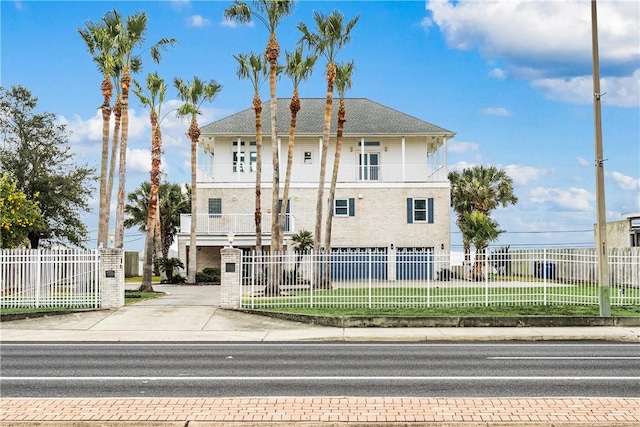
<box><xmin>1</xmin><ymin>397</ymin><xmax>639</xmax><ymax>424</ymax></box>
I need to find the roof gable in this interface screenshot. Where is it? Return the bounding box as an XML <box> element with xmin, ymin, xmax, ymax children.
<box><xmin>200</xmin><ymin>98</ymin><xmax>454</xmax><ymax>137</ymax></box>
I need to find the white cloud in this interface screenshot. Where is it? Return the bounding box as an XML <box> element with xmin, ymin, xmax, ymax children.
<box><xmin>425</xmin><ymin>0</ymin><xmax>640</xmax><ymax>107</ymax></box>
<box><xmin>529</xmin><ymin>186</ymin><xmax>595</xmax><ymax>211</ymax></box>
<box><xmin>448</xmin><ymin>141</ymin><xmax>479</xmax><ymax>154</ymax></box>
<box><xmin>608</xmin><ymin>171</ymin><xmax>640</xmax><ymax>190</ymax></box>
<box><xmin>480</xmin><ymin>107</ymin><xmax>510</xmax><ymax>116</ymax></box>
<box><xmin>489</xmin><ymin>68</ymin><xmax>507</xmax><ymax>80</ymax></box>
<box><xmin>577</xmin><ymin>156</ymin><xmax>590</xmax><ymax>166</ymax></box>
<box><xmin>503</xmin><ymin>164</ymin><xmax>550</xmax><ymax>186</ymax></box>
<box><xmin>190</xmin><ymin>15</ymin><xmax>210</xmax><ymax>27</ymax></box>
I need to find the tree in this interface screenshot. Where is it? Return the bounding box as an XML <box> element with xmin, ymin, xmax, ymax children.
<box><xmin>225</xmin><ymin>0</ymin><xmax>295</xmax><ymax>253</ymax></box>
<box><xmin>448</xmin><ymin>165</ymin><xmax>517</xmax><ymax>262</ymax></box>
<box><xmin>0</xmin><ymin>86</ymin><xmax>95</xmax><ymax>248</ymax></box>
<box><xmin>458</xmin><ymin>211</ymin><xmax>504</xmax><ymax>280</ymax></box>
<box><xmin>78</xmin><ymin>20</ymin><xmax>117</xmax><ymax>248</ymax></box>
<box><xmin>324</xmin><ymin>61</ymin><xmax>354</xmax><ymax>255</ymax></box>
<box><xmin>233</xmin><ymin>52</ymin><xmax>268</xmax><ymax>253</ymax></box>
<box><xmin>175</xmin><ymin>76</ymin><xmax>222</xmax><ymax>283</ymax></box>
<box><xmin>0</xmin><ymin>172</ymin><xmax>44</xmax><ymax>248</ymax></box>
<box><xmin>290</xmin><ymin>229</ymin><xmax>313</xmax><ymax>282</ymax></box>
<box><xmin>298</xmin><ymin>10</ymin><xmax>359</xmax><ymax>251</ymax></box>
<box><xmin>133</xmin><ymin>72</ymin><xmax>167</xmax><ymax>292</ymax></box>
<box><xmin>280</xmin><ymin>46</ymin><xmax>316</xmax><ymax>239</ymax></box>
<box><xmin>125</xmin><ymin>182</ymin><xmax>190</xmax><ymax>257</ymax></box>
<box><xmin>104</xmin><ymin>9</ymin><xmax>176</xmax><ymax>249</ymax></box>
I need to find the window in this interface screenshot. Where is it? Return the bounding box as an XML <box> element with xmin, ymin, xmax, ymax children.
<box><xmin>304</xmin><ymin>151</ymin><xmax>312</xmax><ymax>164</ymax></box>
<box><xmin>233</xmin><ymin>151</ymin><xmax>256</xmax><ymax>172</ymax></box>
<box><xmin>334</xmin><ymin>198</ymin><xmax>355</xmax><ymax>217</ymax></box>
<box><xmin>406</xmin><ymin>198</ymin><xmax>433</xmax><ymax>224</ymax></box>
<box><xmin>208</xmin><ymin>198</ymin><xmax>222</xmax><ymax>218</ymax></box>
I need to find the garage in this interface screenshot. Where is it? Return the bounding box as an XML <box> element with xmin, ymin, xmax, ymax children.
<box><xmin>330</xmin><ymin>247</ymin><xmax>388</xmax><ymax>281</ymax></box>
<box><xmin>396</xmin><ymin>247</ymin><xmax>434</xmax><ymax>280</ymax></box>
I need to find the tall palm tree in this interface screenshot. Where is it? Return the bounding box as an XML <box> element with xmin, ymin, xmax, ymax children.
<box><xmin>324</xmin><ymin>61</ymin><xmax>354</xmax><ymax>256</ymax></box>
<box><xmin>174</xmin><ymin>76</ymin><xmax>222</xmax><ymax>283</ymax></box>
<box><xmin>133</xmin><ymin>72</ymin><xmax>166</xmax><ymax>292</ymax></box>
<box><xmin>234</xmin><ymin>52</ymin><xmax>268</xmax><ymax>253</ymax></box>
<box><xmin>104</xmin><ymin>9</ymin><xmax>176</xmax><ymax>249</ymax></box>
<box><xmin>458</xmin><ymin>211</ymin><xmax>504</xmax><ymax>280</ymax></box>
<box><xmin>225</xmin><ymin>0</ymin><xmax>295</xmax><ymax>253</ymax></box>
<box><xmin>449</xmin><ymin>165</ymin><xmax>518</xmax><ymax>258</ymax></box>
<box><xmin>279</xmin><ymin>46</ymin><xmax>316</xmax><ymax>239</ymax></box>
<box><xmin>78</xmin><ymin>22</ymin><xmax>117</xmax><ymax>248</ymax></box>
<box><xmin>298</xmin><ymin>10</ymin><xmax>359</xmax><ymax>251</ymax></box>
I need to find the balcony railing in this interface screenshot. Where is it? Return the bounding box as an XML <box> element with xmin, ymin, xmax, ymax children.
<box><xmin>197</xmin><ymin>164</ymin><xmax>447</xmax><ymax>183</ymax></box>
<box><xmin>180</xmin><ymin>213</ymin><xmax>295</xmax><ymax>235</ymax></box>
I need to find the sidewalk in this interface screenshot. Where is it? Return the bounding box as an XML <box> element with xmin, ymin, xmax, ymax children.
<box><xmin>2</xmin><ymin>285</ymin><xmax>639</xmax><ymax>426</ymax></box>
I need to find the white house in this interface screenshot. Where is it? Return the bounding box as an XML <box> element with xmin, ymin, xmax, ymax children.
<box><xmin>177</xmin><ymin>98</ymin><xmax>456</xmax><ymax>276</ymax></box>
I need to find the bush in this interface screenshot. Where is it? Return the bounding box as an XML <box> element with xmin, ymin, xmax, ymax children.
<box><xmin>171</xmin><ymin>274</ymin><xmax>186</xmax><ymax>284</ymax></box>
<box><xmin>196</xmin><ymin>267</ymin><xmax>220</xmax><ymax>283</ymax></box>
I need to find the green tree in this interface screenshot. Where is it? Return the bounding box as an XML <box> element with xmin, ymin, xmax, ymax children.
<box><xmin>0</xmin><ymin>173</ymin><xmax>44</xmax><ymax>248</ymax></box>
<box><xmin>104</xmin><ymin>9</ymin><xmax>176</xmax><ymax>249</ymax></box>
<box><xmin>233</xmin><ymin>52</ymin><xmax>268</xmax><ymax>253</ymax></box>
<box><xmin>458</xmin><ymin>211</ymin><xmax>504</xmax><ymax>280</ymax></box>
<box><xmin>448</xmin><ymin>165</ymin><xmax>517</xmax><ymax>260</ymax></box>
<box><xmin>174</xmin><ymin>76</ymin><xmax>222</xmax><ymax>283</ymax></box>
<box><xmin>225</xmin><ymin>0</ymin><xmax>295</xmax><ymax>252</ymax></box>
<box><xmin>0</xmin><ymin>86</ymin><xmax>95</xmax><ymax>248</ymax></box>
<box><xmin>324</xmin><ymin>61</ymin><xmax>354</xmax><ymax>255</ymax></box>
<box><xmin>133</xmin><ymin>72</ymin><xmax>167</xmax><ymax>292</ymax></box>
<box><xmin>298</xmin><ymin>10</ymin><xmax>359</xmax><ymax>251</ymax></box>
<box><xmin>280</xmin><ymin>47</ymin><xmax>316</xmax><ymax>239</ymax></box>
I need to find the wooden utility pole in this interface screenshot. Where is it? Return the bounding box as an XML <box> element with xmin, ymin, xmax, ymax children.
<box><xmin>591</xmin><ymin>0</ymin><xmax>611</xmax><ymax>317</ymax></box>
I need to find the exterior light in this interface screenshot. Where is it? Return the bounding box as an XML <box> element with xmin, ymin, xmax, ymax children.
<box><xmin>227</xmin><ymin>232</ymin><xmax>235</xmax><ymax>247</ymax></box>
<box><xmin>108</xmin><ymin>233</ymin><xmax>115</xmax><ymax>249</ymax></box>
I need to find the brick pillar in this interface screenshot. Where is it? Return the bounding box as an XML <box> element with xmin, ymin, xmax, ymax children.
<box><xmin>100</xmin><ymin>249</ymin><xmax>125</xmax><ymax>308</ymax></box>
<box><xmin>220</xmin><ymin>247</ymin><xmax>242</xmax><ymax>308</ymax></box>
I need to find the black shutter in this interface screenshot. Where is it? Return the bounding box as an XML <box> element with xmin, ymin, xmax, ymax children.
<box><xmin>428</xmin><ymin>198</ymin><xmax>434</xmax><ymax>224</ymax></box>
<box><xmin>349</xmin><ymin>198</ymin><xmax>355</xmax><ymax>217</ymax></box>
<box><xmin>406</xmin><ymin>198</ymin><xmax>413</xmax><ymax>223</ymax></box>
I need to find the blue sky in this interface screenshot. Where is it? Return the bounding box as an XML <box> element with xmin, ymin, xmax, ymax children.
<box><xmin>1</xmin><ymin>0</ymin><xmax>639</xmax><ymax>251</ymax></box>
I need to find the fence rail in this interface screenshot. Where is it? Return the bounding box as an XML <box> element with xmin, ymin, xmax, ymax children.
<box><xmin>239</xmin><ymin>248</ymin><xmax>640</xmax><ymax>309</ymax></box>
<box><xmin>1</xmin><ymin>249</ymin><xmax>100</xmax><ymax>308</ymax></box>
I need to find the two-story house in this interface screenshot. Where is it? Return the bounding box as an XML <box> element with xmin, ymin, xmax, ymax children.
<box><xmin>177</xmin><ymin>98</ymin><xmax>455</xmax><ymax>278</ymax></box>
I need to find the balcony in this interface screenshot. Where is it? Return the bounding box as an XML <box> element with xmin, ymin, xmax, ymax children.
<box><xmin>180</xmin><ymin>213</ymin><xmax>296</xmax><ymax>235</ymax></box>
<box><xmin>196</xmin><ymin>163</ymin><xmax>447</xmax><ymax>184</ymax></box>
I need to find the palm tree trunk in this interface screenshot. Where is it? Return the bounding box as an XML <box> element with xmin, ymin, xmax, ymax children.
<box><xmin>253</xmin><ymin>95</ymin><xmax>263</xmax><ymax>252</ymax></box>
<box><xmin>141</xmin><ymin>111</ymin><xmax>161</xmax><ymax>292</ymax></box>
<box><xmin>154</xmin><ymin>207</ymin><xmax>166</xmax><ymax>282</ymax></box>
<box><xmin>97</xmin><ymin>76</ymin><xmax>112</xmax><ymax>248</ymax></box>
<box><xmin>268</xmin><ymin>34</ymin><xmax>281</xmax><ymax>253</ymax></box>
<box><xmin>279</xmin><ymin>92</ymin><xmax>300</xmax><ymax>242</ymax></box>
<box><xmin>187</xmin><ymin>116</ymin><xmax>200</xmax><ymax>283</ymax></box>
<box><xmin>105</xmin><ymin>97</ymin><xmax>122</xmax><ymax>246</ymax></box>
<box><xmin>314</xmin><ymin>62</ymin><xmax>336</xmax><ymax>251</ymax></box>
<box><xmin>115</xmin><ymin>69</ymin><xmax>131</xmax><ymax>249</ymax></box>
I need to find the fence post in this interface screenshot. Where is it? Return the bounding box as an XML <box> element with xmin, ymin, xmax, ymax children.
<box><xmin>368</xmin><ymin>249</ymin><xmax>372</xmax><ymax>309</ymax></box>
<box><xmin>35</xmin><ymin>249</ymin><xmax>41</xmax><ymax>308</ymax></box>
<box><xmin>543</xmin><ymin>248</ymin><xmax>548</xmax><ymax>305</ymax></box>
<box><xmin>220</xmin><ymin>247</ymin><xmax>242</xmax><ymax>309</ymax></box>
<box><xmin>99</xmin><ymin>248</ymin><xmax>124</xmax><ymax>309</ymax></box>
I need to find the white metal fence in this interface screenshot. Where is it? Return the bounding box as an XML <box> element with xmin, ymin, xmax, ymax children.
<box><xmin>239</xmin><ymin>248</ymin><xmax>640</xmax><ymax>309</ymax></box>
<box><xmin>1</xmin><ymin>249</ymin><xmax>101</xmax><ymax>308</ymax></box>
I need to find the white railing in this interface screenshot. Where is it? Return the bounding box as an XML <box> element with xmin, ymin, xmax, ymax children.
<box><xmin>197</xmin><ymin>164</ymin><xmax>447</xmax><ymax>183</ymax></box>
<box><xmin>1</xmin><ymin>249</ymin><xmax>101</xmax><ymax>308</ymax></box>
<box><xmin>180</xmin><ymin>213</ymin><xmax>295</xmax><ymax>235</ymax></box>
<box><xmin>239</xmin><ymin>248</ymin><xmax>640</xmax><ymax>309</ymax></box>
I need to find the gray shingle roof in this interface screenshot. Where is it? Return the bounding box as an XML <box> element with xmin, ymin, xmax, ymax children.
<box><xmin>200</xmin><ymin>98</ymin><xmax>455</xmax><ymax>137</ymax></box>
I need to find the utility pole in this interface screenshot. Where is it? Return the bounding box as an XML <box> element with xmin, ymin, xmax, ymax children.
<box><xmin>591</xmin><ymin>0</ymin><xmax>611</xmax><ymax>317</ymax></box>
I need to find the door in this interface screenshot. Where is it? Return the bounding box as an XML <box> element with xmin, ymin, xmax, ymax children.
<box><xmin>359</xmin><ymin>153</ymin><xmax>379</xmax><ymax>181</ymax></box>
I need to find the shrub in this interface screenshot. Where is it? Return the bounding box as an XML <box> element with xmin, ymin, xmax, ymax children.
<box><xmin>196</xmin><ymin>267</ymin><xmax>220</xmax><ymax>283</ymax></box>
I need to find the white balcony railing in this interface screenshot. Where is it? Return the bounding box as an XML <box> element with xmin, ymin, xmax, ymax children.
<box><xmin>180</xmin><ymin>213</ymin><xmax>295</xmax><ymax>235</ymax></box>
<box><xmin>197</xmin><ymin>164</ymin><xmax>447</xmax><ymax>183</ymax></box>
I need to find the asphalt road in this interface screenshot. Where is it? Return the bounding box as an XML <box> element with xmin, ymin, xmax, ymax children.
<box><xmin>2</xmin><ymin>342</ymin><xmax>639</xmax><ymax>398</ymax></box>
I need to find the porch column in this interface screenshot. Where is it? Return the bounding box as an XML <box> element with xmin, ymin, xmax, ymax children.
<box><xmin>360</xmin><ymin>137</ymin><xmax>365</xmax><ymax>180</ymax></box>
<box><xmin>220</xmin><ymin>247</ymin><xmax>242</xmax><ymax>309</ymax></box>
<box><xmin>236</xmin><ymin>137</ymin><xmax>241</xmax><ymax>181</ymax></box>
<box><xmin>401</xmin><ymin>137</ymin><xmax>406</xmax><ymax>182</ymax></box>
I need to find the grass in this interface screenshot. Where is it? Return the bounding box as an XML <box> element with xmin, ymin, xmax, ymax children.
<box><xmin>125</xmin><ymin>276</ymin><xmax>161</xmax><ymax>283</ymax></box>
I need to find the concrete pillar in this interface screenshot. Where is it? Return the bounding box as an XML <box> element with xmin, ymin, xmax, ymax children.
<box><xmin>220</xmin><ymin>247</ymin><xmax>242</xmax><ymax>308</ymax></box>
<box><xmin>100</xmin><ymin>249</ymin><xmax>124</xmax><ymax>308</ymax></box>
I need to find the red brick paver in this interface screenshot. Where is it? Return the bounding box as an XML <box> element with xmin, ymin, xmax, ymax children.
<box><xmin>1</xmin><ymin>397</ymin><xmax>639</xmax><ymax>424</ymax></box>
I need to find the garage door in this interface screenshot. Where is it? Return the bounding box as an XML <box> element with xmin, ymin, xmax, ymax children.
<box><xmin>396</xmin><ymin>247</ymin><xmax>434</xmax><ymax>280</ymax></box>
<box><xmin>330</xmin><ymin>247</ymin><xmax>388</xmax><ymax>280</ymax></box>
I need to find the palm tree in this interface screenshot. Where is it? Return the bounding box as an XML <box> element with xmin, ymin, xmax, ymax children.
<box><xmin>458</xmin><ymin>211</ymin><xmax>504</xmax><ymax>280</ymax></box>
<box><xmin>104</xmin><ymin>9</ymin><xmax>176</xmax><ymax>249</ymax></box>
<box><xmin>234</xmin><ymin>52</ymin><xmax>268</xmax><ymax>253</ymax></box>
<box><xmin>78</xmin><ymin>21</ymin><xmax>117</xmax><ymax>249</ymax></box>
<box><xmin>124</xmin><ymin>181</ymin><xmax>190</xmax><ymax>259</ymax></box>
<box><xmin>324</xmin><ymin>61</ymin><xmax>354</xmax><ymax>256</ymax></box>
<box><xmin>225</xmin><ymin>0</ymin><xmax>295</xmax><ymax>253</ymax></box>
<box><xmin>291</xmin><ymin>229</ymin><xmax>313</xmax><ymax>282</ymax></box>
<box><xmin>174</xmin><ymin>76</ymin><xmax>222</xmax><ymax>283</ymax></box>
<box><xmin>132</xmin><ymin>72</ymin><xmax>166</xmax><ymax>292</ymax></box>
<box><xmin>298</xmin><ymin>10</ymin><xmax>359</xmax><ymax>251</ymax></box>
<box><xmin>279</xmin><ymin>46</ymin><xmax>316</xmax><ymax>239</ymax></box>
<box><xmin>449</xmin><ymin>165</ymin><xmax>517</xmax><ymax>265</ymax></box>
